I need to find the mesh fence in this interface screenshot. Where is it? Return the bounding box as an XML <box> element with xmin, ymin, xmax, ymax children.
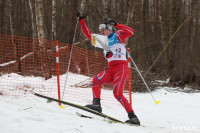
<box><xmin>0</xmin><ymin>34</ymin><xmax>130</xmax><ymax>106</ymax></box>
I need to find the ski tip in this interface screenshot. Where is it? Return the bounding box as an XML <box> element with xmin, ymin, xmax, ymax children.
<box><xmin>155</xmin><ymin>100</ymin><xmax>160</xmax><ymax>104</ymax></box>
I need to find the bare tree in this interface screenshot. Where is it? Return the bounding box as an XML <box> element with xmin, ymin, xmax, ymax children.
<box><xmin>0</xmin><ymin>0</ymin><xmax>6</xmax><ymax>64</ymax></box>
<box><xmin>110</xmin><ymin>0</ymin><xmax>117</xmax><ymax>19</ymax></box>
<box><xmin>1</xmin><ymin>0</ymin><xmax>200</xmax><ymax>89</ymax></box>
<box><xmin>52</xmin><ymin>0</ymin><xmax>57</xmax><ymax>41</ymax></box>
<box><xmin>0</xmin><ymin>0</ymin><xmax>6</xmax><ymax>34</ymax></box>
<box><xmin>80</xmin><ymin>0</ymin><xmax>86</xmax><ymax>12</ymax></box>
<box><xmin>8</xmin><ymin>0</ymin><xmax>16</xmax><ymax>56</ymax></box>
<box><xmin>35</xmin><ymin>0</ymin><xmax>51</xmax><ymax>79</ymax></box>
<box><xmin>28</xmin><ymin>0</ymin><xmax>40</xmax><ymax>68</ymax></box>
<box><xmin>28</xmin><ymin>0</ymin><xmax>38</xmax><ymax>38</ymax></box>
<box><xmin>126</xmin><ymin>0</ymin><xmax>134</xmax><ymax>47</ymax></box>
<box><xmin>137</xmin><ymin>0</ymin><xmax>143</xmax><ymax>67</ymax></box>
<box><xmin>102</xmin><ymin>0</ymin><xmax>109</xmax><ymax>20</ymax></box>
<box><xmin>8</xmin><ymin>0</ymin><xmax>22</xmax><ymax>72</ymax></box>
<box><xmin>35</xmin><ymin>0</ymin><xmax>45</xmax><ymax>40</ymax></box>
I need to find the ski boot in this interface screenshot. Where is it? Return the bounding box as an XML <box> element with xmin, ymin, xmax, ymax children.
<box><xmin>86</xmin><ymin>98</ymin><xmax>102</xmax><ymax>113</ymax></box>
<box><xmin>125</xmin><ymin>111</ymin><xmax>140</xmax><ymax>125</ymax></box>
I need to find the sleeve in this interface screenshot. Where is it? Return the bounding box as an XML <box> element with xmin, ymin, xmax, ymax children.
<box><xmin>115</xmin><ymin>23</ymin><xmax>134</xmax><ymax>44</ymax></box>
<box><xmin>79</xmin><ymin>19</ymin><xmax>92</xmax><ymax>40</ymax></box>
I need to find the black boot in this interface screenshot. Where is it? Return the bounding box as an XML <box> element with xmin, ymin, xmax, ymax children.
<box><xmin>86</xmin><ymin>98</ymin><xmax>102</xmax><ymax>113</ymax></box>
<box><xmin>125</xmin><ymin>111</ymin><xmax>140</xmax><ymax>125</ymax></box>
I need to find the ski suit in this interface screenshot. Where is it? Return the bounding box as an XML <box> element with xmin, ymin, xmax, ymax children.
<box><xmin>79</xmin><ymin>19</ymin><xmax>134</xmax><ymax>113</ymax></box>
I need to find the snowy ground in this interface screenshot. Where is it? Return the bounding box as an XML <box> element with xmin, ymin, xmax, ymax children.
<box><xmin>0</xmin><ymin>86</ymin><xmax>200</xmax><ymax>133</ymax></box>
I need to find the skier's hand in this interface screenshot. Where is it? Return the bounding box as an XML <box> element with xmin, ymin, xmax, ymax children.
<box><xmin>76</xmin><ymin>10</ymin><xmax>84</xmax><ymax>20</ymax></box>
<box><xmin>106</xmin><ymin>50</ymin><xmax>113</xmax><ymax>58</ymax></box>
<box><xmin>108</xmin><ymin>18</ymin><xmax>117</xmax><ymax>26</ymax></box>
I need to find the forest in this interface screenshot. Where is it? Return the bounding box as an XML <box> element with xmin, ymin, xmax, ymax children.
<box><xmin>0</xmin><ymin>0</ymin><xmax>200</xmax><ymax>90</ymax></box>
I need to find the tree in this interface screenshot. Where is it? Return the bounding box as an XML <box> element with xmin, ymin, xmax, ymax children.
<box><xmin>8</xmin><ymin>0</ymin><xmax>22</xmax><ymax>72</ymax></box>
<box><xmin>126</xmin><ymin>0</ymin><xmax>134</xmax><ymax>48</ymax></box>
<box><xmin>52</xmin><ymin>0</ymin><xmax>56</xmax><ymax>41</ymax></box>
<box><xmin>28</xmin><ymin>0</ymin><xmax>40</xmax><ymax>68</ymax></box>
<box><xmin>35</xmin><ymin>0</ymin><xmax>52</xmax><ymax>79</ymax></box>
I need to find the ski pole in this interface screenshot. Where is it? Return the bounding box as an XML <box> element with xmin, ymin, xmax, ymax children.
<box><xmin>116</xmin><ymin>33</ymin><xmax>160</xmax><ymax>105</ymax></box>
<box><xmin>127</xmin><ymin>51</ymin><xmax>160</xmax><ymax>104</ymax></box>
<box><xmin>62</xmin><ymin>18</ymin><xmax>79</xmax><ymax>100</ymax></box>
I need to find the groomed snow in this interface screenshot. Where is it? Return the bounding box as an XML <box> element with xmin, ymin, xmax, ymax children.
<box><xmin>0</xmin><ymin>88</ymin><xmax>200</xmax><ymax>133</ymax></box>
<box><xmin>0</xmin><ymin>73</ymin><xmax>200</xmax><ymax>133</ymax></box>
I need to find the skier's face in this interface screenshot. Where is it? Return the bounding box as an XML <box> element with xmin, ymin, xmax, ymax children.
<box><xmin>99</xmin><ymin>29</ymin><xmax>111</xmax><ymax>36</ymax></box>
<box><xmin>99</xmin><ymin>29</ymin><xmax>105</xmax><ymax>35</ymax></box>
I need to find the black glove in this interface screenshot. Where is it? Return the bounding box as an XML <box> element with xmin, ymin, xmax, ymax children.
<box><xmin>108</xmin><ymin>18</ymin><xmax>117</xmax><ymax>26</ymax></box>
<box><xmin>106</xmin><ymin>50</ymin><xmax>113</xmax><ymax>58</ymax></box>
<box><xmin>76</xmin><ymin>10</ymin><xmax>84</xmax><ymax>20</ymax></box>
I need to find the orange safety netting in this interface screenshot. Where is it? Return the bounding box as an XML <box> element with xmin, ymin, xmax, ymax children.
<box><xmin>0</xmin><ymin>34</ymin><xmax>130</xmax><ymax>106</ymax></box>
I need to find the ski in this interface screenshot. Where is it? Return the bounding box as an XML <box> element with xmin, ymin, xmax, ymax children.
<box><xmin>76</xmin><ymin>112</ymin><xmax>143</xmax><ymax>127</ymax></box>
<box><xmin>76</xmin><ymin>112</ymin><xmax>93</xmax><ymax>119</ymax></box>
<box><xmin>31</xmin><ymin>91</ymin><xmax>161</xmax><ymax>127</ymax></box>
<box><xmin>31</xmin><ymin>91</ymin><xmax>160</xmax><ymax>127</ymax></box>
<box><xmin>31</xmin><ymin>91</ymin><xmax>123</xmax><ymax>123</ymax></box>
<box><xmin>76</xmin><ymin>112</ymin><xmax>165</xmax><ymax>129</ymax></box>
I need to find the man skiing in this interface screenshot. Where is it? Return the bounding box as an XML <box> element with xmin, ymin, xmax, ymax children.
<box><xmin>76</xmin><ymin>11</ymin><xmax>140</xmax><ymax>125</ymax></box>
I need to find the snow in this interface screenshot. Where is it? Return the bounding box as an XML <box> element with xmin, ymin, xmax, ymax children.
<box><xmin>0</xmin><ymin>52</ymin><xmax>33</xmax><ymax>67</ymax></box>
<box><xmin>0</xmin><ymin>61</ymin><xmax>16</xmax><ymax>67</ymax></box>
<box><xmin>0</xmin><ymin>74</ymin><xmax>200</xmax><ymax>133</ymax></box>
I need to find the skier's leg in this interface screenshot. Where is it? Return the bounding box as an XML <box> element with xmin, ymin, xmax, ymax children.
<box><xmin>112</xmin><ymin>64</ymin><xmax>140</xmax><ymax>125</ymax></box>
<box><xmin>86</xmin><ymin>69</ymin><xmax>112</xmax><ymax>112</ymax></box>
<box><xmin>112</xmin><ymin>64</ymin><xmax>132</xmax><ymax>113</ymax></box>
<box><xmin>92</xmin><ymin>69</ymin><xmax>112</xmax><ymax>99</ymax></box>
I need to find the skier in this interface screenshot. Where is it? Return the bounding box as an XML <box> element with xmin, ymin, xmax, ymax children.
<box><xmin>76</xmin><ymin>11</ymin><xmax>140</xmax><ymax>125</ymax></box>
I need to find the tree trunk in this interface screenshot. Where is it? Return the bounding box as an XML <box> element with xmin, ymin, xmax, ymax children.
<box><xmin>0</xmin><ymin>0</ymin><xmax>5</xmax><ymax>33</ymax></box>
<box><xmin>117</xmin><ymin>0</ymin><xmax>123</xmax><ymax>22</ymax></box>
<box><xmin>168</xmin><ymin>0</ymin><xmax>180</xmax><ymax>74</ymax></box>
<box><xmin>0</xmin><ymin>0</ymin><xmax>5</xmax><ymax>64</ymax></box>
<box><xmin>35</xmin><ymin>0</ymin><xmax>45</xmax><ymax>40</ymax></box>
<box><xmin>110</xmin><ymin>0</ymin><xmax>117</xmax><ymax>19</ymax></box>
<box><xmin>28</xmin><ymin>0</ymin><xmax>40</xmax><ymax>67</ymax></box>
<box><xmin>138</xmin><ymin>0</ymin><xmax>143</xmax><ymax>67</ymax></box>
<box><xmin>52</xmin><ymin>0</ymin><xmax>56</xmax><ymax>41</ymax></box>
<box><xmin>67</xmin><ymin>0</ymin><xmax>78</xmax><ymax>44</ymax></box>
<box><xmin>80</xmin><ymin>0</ymin><xmax>86</xmax><ymax>12</ymax></box>
<box><xmin>103</xmin><ymin>0</ymin><xmax>109</xmax><ymax>20</ymax></box>
<box><xmin>8</xmin><ymin>0</ymin><xmax>22</xmax><ymax>73</ymax></box>
<box><xmin>126</xmin><ymin>0</ymin><xmax>134</xmax><ymax>48</ymax></box>
<box><xmin>143</xmin><ymin>0</ymin><xmax>149</xmax><ymax>70</ymax></box>
<box><xmin>35</xmin><ymin>0</ymin><xmax>51</xmax><ymax>79</ymax></box>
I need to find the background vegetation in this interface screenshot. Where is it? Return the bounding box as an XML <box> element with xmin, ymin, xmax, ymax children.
<box><xmin>0</xmin><ymin>0</ymin><xmax>200</xmax><ymax>90</ymax></box>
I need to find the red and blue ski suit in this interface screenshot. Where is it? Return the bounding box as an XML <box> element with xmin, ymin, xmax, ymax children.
<box><xmin>79</xmin><ymin>19</ymin><xmax>134</xmax><ymax>113</ymax></box>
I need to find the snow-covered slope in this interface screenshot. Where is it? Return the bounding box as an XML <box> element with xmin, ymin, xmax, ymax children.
<box><xmin>0</xmin><ymin>87</ymin><xmax>200</xmax><ymax>133</ymax></box>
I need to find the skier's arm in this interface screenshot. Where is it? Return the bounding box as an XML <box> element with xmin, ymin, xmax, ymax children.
<box><xmin>115</xmin><ymin>23</ymin><xmax>134</xmax><ymax>44</ymax></box>
<box><xmin>108</xmin><ymin>18</ymin><xmax>134</xmax><ymax>44</ymax></box>
<box><xmin>79</xmin><ymin>19</ymin><xmax>92</xmax><ymax>40</ymax></box>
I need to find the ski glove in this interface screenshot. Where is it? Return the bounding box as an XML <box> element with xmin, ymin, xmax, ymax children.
<box><xmin>76</xmin><ymin>10</ymin><xmax>85</xmax><ymax>20</ymax></box>
<box><xmin>106</xmin><ymin>50</ymin><xmax>113</xmax><ymax>58</ymax></box>
<box><xmin>108</xmin><ymin>18</ymin><xmax>117</xmax><ymax>26</ymax></box>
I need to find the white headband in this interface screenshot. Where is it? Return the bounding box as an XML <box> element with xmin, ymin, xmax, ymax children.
<box><xmin>99</xmin><ymin>24</ymin><xmax>112</xmax><ymax>31</ymax></box>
